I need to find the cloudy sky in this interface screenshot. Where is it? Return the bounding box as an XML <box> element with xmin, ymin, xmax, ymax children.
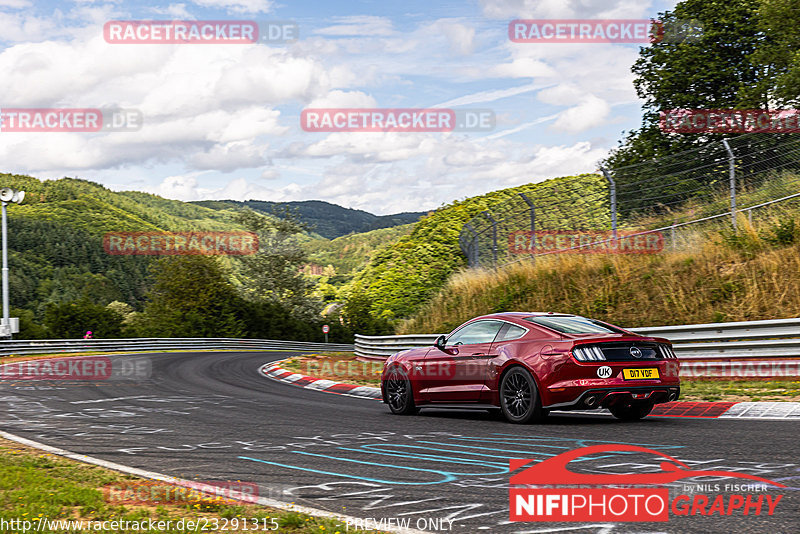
<box><xmin>0</xmin><ymin>0</ymin><xmax>678</xmax><ymax>214</ymax></box>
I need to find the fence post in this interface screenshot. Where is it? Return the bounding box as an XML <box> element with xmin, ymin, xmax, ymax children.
<box><xmin>671</xmin><ymin>221</ymin><xmax>676</xmax><ymax>250</ymax></box>
<box><xmin>518</xmin><ymin>192</ymin><xmax>536</xmax><ymax>261</ymax></box>
<box><xmin>463</xmin><ymin>223</ymin><xmax>479</xmax><ymax>267</ymax></box>
<box><xmin>721</xmin><ymin>138</ymin><xmax>736</xmax><ymax>231</ymax></box>
<box><xmin>482</xmin><ymin>210</ymin><xmax>498</xmax><ymax>265</ymax></box>
<box><xmin>600</xmin><ymin>167</ymin><xmax>617</xmax><ymax>241</ymax></box>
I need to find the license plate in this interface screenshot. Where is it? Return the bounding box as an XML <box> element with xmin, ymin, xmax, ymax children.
<box><xmin>623</xmin><ymin>368</ymin><xmax>659</xmax><ymax>380</ymax></box>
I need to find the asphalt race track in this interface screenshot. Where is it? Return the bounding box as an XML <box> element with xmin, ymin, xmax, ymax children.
<box><xmin>1</xmin><ymin>351</ymin><xmax>798</xmax><ymax>533</ymax></box>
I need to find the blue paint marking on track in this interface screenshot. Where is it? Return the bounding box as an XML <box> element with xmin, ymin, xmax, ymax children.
<box><xmin>360</xmin><ymin>443</ymin><xmax>513</xmax><ymax>465</ymax></box>
<box><xmin>334</xmin><ymin>446</ymin><xmax>508</xmax><ymax>472</ymax></box>
<box><xmin>239</xmin><ymin>455</ymin><xmax>456</xmax><ymax>485</ymax></box>
<box><xmin>239</xmin><ymin>434</ymin><xmax>685</xmax><ymax>486</ymax></box>
<box><xmin>488</xmin><ymin>433</ymin><xmax>685</xmax><ymax>449</ymax></box>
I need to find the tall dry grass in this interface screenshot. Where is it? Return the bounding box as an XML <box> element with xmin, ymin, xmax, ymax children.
<box><xmin>398</xmin><ymin>213</ymin><xmax>800</xmax><ymax>334</ymax></box>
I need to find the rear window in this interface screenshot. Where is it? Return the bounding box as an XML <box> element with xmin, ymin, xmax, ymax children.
<box><xmin>523</xmin><ymin>315</ymin><xmax>625</xmax><ymax>334</ymax></box>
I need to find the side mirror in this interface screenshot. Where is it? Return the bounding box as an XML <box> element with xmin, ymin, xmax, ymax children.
<box><xmin>434</xmin><ymin>335</ymin><xmax>447</xmax><ymax>351</ymax></box>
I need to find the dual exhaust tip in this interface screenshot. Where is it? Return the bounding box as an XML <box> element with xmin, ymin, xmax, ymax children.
<box><xmin>584</xmin><ymin>389</ymin><xmax>678</xmax><ymax>407</ymax></box>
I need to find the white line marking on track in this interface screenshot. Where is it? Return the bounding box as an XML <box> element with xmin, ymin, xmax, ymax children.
<box><xmin>70</xmin><ymin>396</ymin><xmax>153</xmax><ymax>404</ymax></box>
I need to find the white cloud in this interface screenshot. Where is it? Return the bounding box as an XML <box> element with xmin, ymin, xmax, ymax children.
<box><xmin>314</xmin><ymin>16</ymin><xmax>394</xmax><ymax>37</ymax></box>
<box><xmin>479</xmin><ymin>0</ymin><xmax>656</xmax><ymax>19</ymax></box>
<box><xmin>150</xmin><ymin>3</ymin><xmax>195</xmax><ymax>18</ymax></box>
<box><xmin>537</xmin><ymin>83</ymin><xmax>586</xmax><ymax>106</ymax></box>
<box><xmin>307</xmin><ymin>90</ymin><xmax>377</xmax><ymax>109</ymax></box>
<box><xmin>292</xmin><ymin>132</ymin><xmax>440</xmax><ymax>163</ymax></box>
<box><xmin>0</xmin><ymin>1</ymin><xmax>657</xmax><ymax>214</ymax></box>
<box><xmin>260</xmin><ymin>168</ymin><xmax>279</xmax><ymax>180</ymax></box>
<box><xmin>551</xmin><ymin>94</ymin><xmax>610</xmax><ymax>133</ymax></box>
<box><xmin>190</xmin><ymin>0</ymin><xmax>273</xmax><ymax>15</ymax></box>
<box><xmin>435</xmin><ymin>82</ymin><xmax>549</xmax><ymax>107</ymax></box>
<box><xmin>0</xmin><ymin>0</ymin><xmax>31</xmax><ymax>9</ymax></box>
<box><xmin>489</xmin><ymin>57</ymin><xmax>556</xmax><ymax>79</ymax></box>
<box><xmin>430</xmin><ymin>19</ymin><xmax>475</xmax><ymax>55</ymax></box>
<box><xmin>188</xmin><ymin>141</ymin><xmax>268</xmax><ymax>172</ymax></box>
<box><xmin>486</xmin><ymin>112</ymin><xmax>560</xmax><ymax>139</ymax></box>
<box><xmin>150</xmin><ymin>174</ymin><xmax>205</xmax><ymax>201</ymax></box>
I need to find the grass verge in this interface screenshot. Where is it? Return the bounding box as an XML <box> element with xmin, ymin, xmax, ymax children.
<box><xmin>679</xmin><ymin>378</ymin><xmax>800</xmax><ymax>402</ymax></box>
<box><xmin>280</xmin><ymin>353</ymin><xmax>381</xmax><ymax>387</ymax></box>
<box><xmin>398</xmin><ymin>209</ymin><xmax>800</xmax><ymax>334</ymax></box>
<box><xmin>0</xmin><ymin>437</ymin><xmax>385</xmax><ymax>534</ymax></box>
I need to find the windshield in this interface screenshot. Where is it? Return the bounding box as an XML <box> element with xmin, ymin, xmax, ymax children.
<box><xmin>524</xmin><ymin>316</ymin><xmax>625</xmax><ymax>335</ymax></box>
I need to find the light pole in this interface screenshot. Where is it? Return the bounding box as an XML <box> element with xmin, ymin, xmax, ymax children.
<box><xmin>0</xmin><ymin>187</ymin><xmax>24</xmax><ymax>338</ymax></box>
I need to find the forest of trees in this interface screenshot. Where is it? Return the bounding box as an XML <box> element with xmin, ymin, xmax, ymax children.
<box><xmin>604</xmin><ymin>0</ymin><xmax>800</xmax><ymax>173</ymax></box>
<box><xmin>1</xmin><ymin>174</ymin><xmax>355</xmax><ymax>341</ymax></box>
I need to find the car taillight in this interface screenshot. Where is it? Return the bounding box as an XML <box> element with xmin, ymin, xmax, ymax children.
<box><xmin>659</xmin><ymin>344</ymin><xmax>678</xmax><ymax>359</ymax></box>
<box><xmin>572</xmin><ymin>346</ymin><xmax>606</xmax><ymax>361</ymax></box>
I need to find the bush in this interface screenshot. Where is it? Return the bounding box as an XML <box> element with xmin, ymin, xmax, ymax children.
<box><xmin>44</xmin><ymin>301</ymin><xmax>124</xmax><ymax>338</ymax></box>
<box><xmin>764</xmin><ymin>218</ymin><xmax>797</xmax><ymax>246</ymax></box>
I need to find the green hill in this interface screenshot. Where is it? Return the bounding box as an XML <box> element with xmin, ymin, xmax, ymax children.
<box><xmin>0</xmin><ymin>173</ymin><xmax>423</xmax><ymax>334</ymax></box>
<box><xmin>0</xmin><ymin>174</ymin><xmax>250</xmax><ymax>322</ymax></box>
<box><xmin>348</xmin><ymin>173</ymin><xmax>606</xmax><ymax>320</ymax></box>
<box><xmin>304</xmin><ymin>224</ymin><xmax>415</xmax><ymax>278</ymax></box>
<box><xmin>192</xmin><ymin>199</ymin><xmax>424</xmax><ymax>239</ymax></box>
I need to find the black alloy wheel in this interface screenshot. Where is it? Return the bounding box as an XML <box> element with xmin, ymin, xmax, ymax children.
<box><xmin>500</xmin><ymin>367</ymin><xmax>545</xmax><ymax>424</ymax></box>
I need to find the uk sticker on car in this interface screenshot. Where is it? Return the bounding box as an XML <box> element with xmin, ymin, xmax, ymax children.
<box><xmin>623</xmin><ymin>368</ymin><xmax>659</xmax><ymax>380</ymax></box>
<box><xmin>596</xmin><ymin>366</ymin><xmax>612</xmax><ymax>378</ymax></box>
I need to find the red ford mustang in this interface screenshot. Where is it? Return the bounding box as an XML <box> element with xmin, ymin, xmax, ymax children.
<box><xmin>381</xmin><ymin>312</ymin><xmax>680</xmax><ymax>423</ymax></box>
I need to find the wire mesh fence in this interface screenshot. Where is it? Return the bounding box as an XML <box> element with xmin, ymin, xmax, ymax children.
<box><xmin>460</xmin><ymin>132</ymin><xmax>800</xmax><ymax>268</ymax></box>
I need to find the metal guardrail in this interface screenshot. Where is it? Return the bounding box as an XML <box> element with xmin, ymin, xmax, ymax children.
<box><xmin>354</xmin><ymin>318</ymin><xmax>800</xmax><ymax>377</ymax></box>
<box><xmin>0</xmin><ymin>338</ymin><xmax>354</xmax><ymax>357</ymax></box>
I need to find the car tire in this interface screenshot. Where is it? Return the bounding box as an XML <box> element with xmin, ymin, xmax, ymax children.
<box><xmin>384</xmin><ymin>367</ymin><xmax>418</xmax><ymax>415</ymax></box>
<box><xmin>610</xmin><ymin>402</ymin><xmax>654</xmax><ymax>421</ymax></box>
<box><xmin>499</xmin><ymin>367</ymin><xmax>545</xmax><ymax>424</ymax></box>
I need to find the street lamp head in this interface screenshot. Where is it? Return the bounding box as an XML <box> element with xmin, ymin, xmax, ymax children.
<box><xmin>0</xmin><ymin>188</ymin><xmax>25</xmax><ymax>204</ymax></box>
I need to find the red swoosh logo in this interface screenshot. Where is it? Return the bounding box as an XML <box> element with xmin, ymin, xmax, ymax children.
<box><xmin>510</xmin><ymin>444</ymin><xmax>786</xmax><ymax>487</ymax></box>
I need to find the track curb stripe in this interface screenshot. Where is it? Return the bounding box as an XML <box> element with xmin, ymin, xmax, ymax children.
<box><xmin>259</xmin><ymin>361</ymin><xmax>800</xmax><ymax>418</ymax></box>
<box><xmin>260</xmin><ymin>362</ymin><xmax>382</xmax><ymax>400</ymax></box>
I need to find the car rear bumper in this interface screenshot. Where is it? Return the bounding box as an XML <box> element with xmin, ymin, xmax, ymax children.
<box><xmin>543</xmin><ymin>385</ymin><xmax>681</xmax><ymax>410</ymax></box>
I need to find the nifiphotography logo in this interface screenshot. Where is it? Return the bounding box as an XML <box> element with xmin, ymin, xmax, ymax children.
<box><xmin>509</xmin><ymin>444</ymin><xmax>785</xmax><ymax>522</ymax></box>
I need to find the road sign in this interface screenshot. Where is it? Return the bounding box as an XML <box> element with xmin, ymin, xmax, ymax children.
<box><xmin>322</xmin><ymin>325</ymin><xmax>330</xmax><ymax>333</ymax></box>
